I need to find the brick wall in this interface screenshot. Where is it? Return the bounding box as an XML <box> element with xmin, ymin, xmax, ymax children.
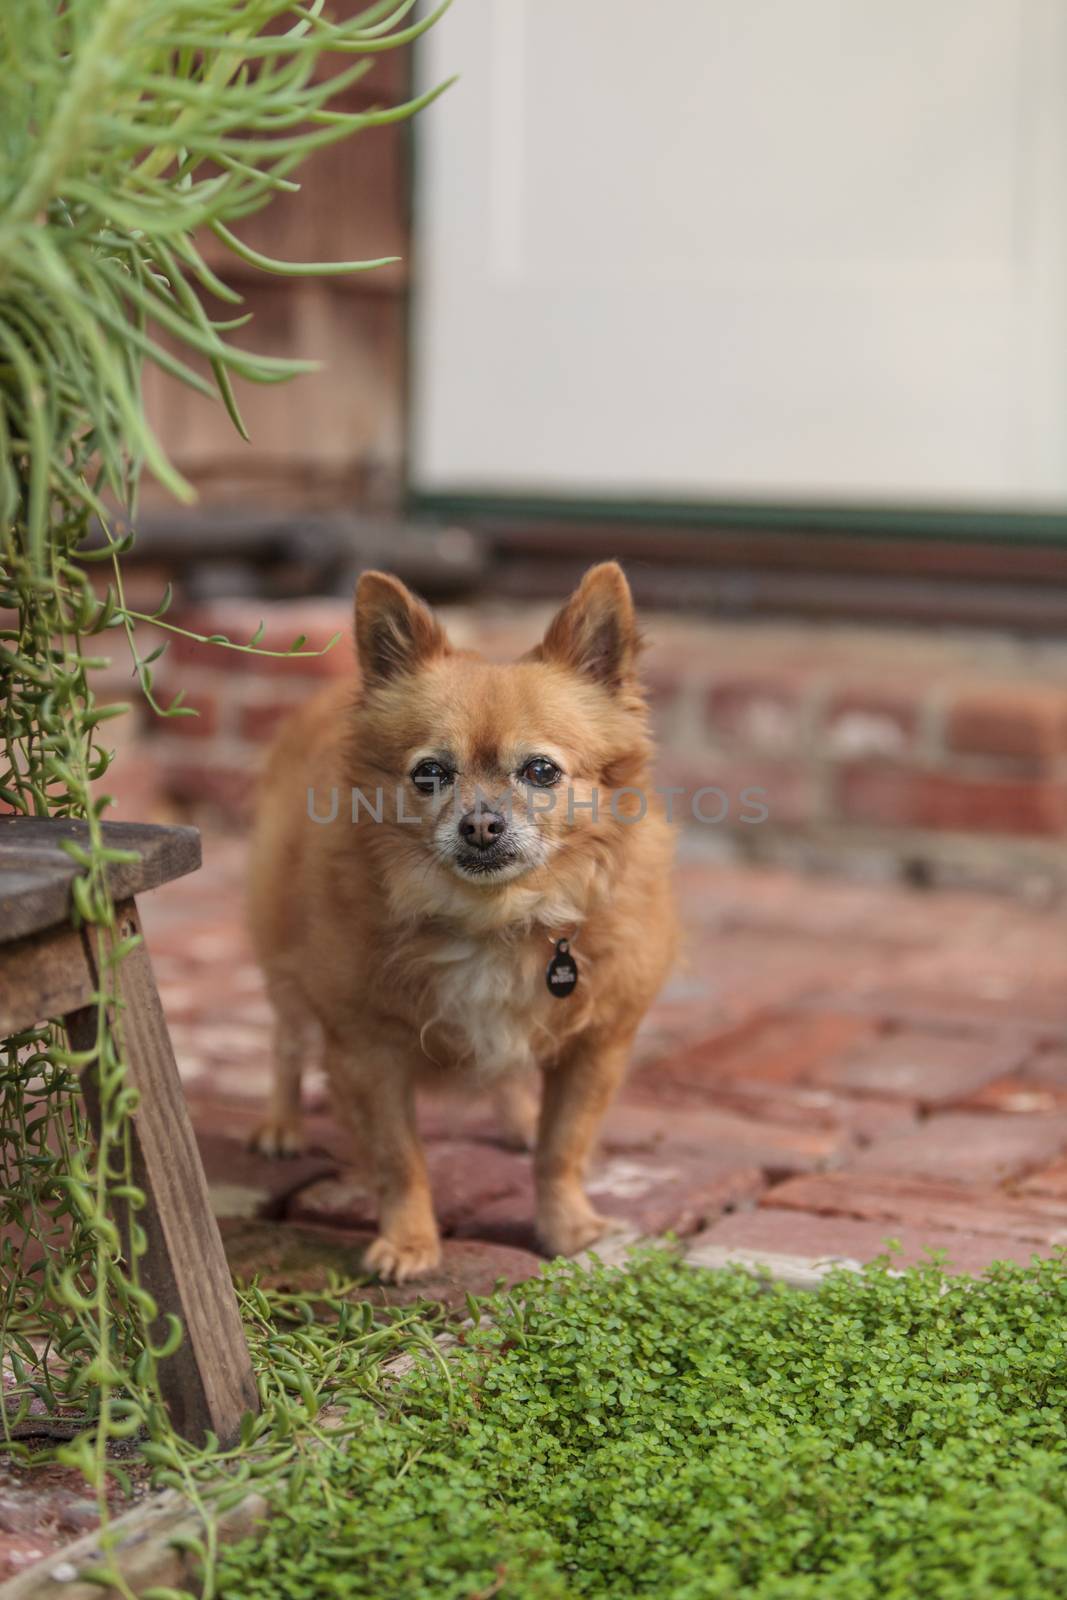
<box><xmin>134</xmin><ymin>598</ymin><xmax>1067</xmax><ymax>887</ymax></box>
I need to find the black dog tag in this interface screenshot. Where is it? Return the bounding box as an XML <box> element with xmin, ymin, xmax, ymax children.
<box><xmin>546</xmin><ymin>938</ymin><xmax>578</xmax><ymax>999</ymax></box>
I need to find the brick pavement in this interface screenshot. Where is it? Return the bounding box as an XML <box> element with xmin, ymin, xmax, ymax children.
<box><xmin>6</xmin><ymin>841</ymin><xmax>1067</xmax><ymax>1582</ymax></box>
<box><xmin>139</xmin><ymin>833</ymin><xmax>1067</xmax><ymax>1293</ymax></box>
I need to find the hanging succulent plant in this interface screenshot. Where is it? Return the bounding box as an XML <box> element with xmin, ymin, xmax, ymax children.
<box><xmin>0</xmin><ymin>0</ymin><xmax>448</xmax><ymax>1539</ymax></box>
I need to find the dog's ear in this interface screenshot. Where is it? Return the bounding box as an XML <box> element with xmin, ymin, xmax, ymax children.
<box><xmin>355</xmin><ymin>571</ymin><xmax>450</xmax><ymax>687</ymax></box>
<box><xmin>534</xmin><ymin>562</ymin><xmax>640</xmax><ymax>691</ymax></box>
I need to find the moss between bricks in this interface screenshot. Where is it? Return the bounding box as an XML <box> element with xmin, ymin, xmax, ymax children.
<box><xmin>216</xmin><ymin>1248</ymin><xmax>1067</xmax><ymax>1600</ymax></box>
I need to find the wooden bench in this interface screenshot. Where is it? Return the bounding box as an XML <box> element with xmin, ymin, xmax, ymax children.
<box><xmin>0</xmin><ymin>816</ymin><xmax>258</xmax><ymax>1446</ymax></box>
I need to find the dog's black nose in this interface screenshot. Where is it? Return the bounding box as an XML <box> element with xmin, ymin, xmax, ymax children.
<box><xmin>458</xmin><ymin>809</ymin><xmax>507</xmax><ymax>850</ymax></box>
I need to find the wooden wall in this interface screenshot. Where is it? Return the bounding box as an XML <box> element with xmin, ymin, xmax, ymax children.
<box><xmin>142</xmin><ymin>43</ymin><xmax>411</xmax><ymax>514</ymax></box>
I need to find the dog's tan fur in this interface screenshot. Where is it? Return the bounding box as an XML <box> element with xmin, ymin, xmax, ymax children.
<box><xmin>247</xmin><ymin>562</ymin><xmax>677</xmax><ymax>1281</ymax></box>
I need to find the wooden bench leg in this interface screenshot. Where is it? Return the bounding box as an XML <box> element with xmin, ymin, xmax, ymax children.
<box><xmin>68</xmin><ymin>898</ymin><xmax>259</xmax><ymax>1446</ymax></box>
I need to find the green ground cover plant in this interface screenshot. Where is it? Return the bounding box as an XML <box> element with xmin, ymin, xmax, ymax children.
<box><xmin>218</xmin><ymin>1250</ymin><xmax>1067</xmax><ymax>1600</ymax></box>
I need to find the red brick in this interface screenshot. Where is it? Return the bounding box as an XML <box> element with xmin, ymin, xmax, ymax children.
<box><xmin>92</xmin><ymin>702</ymin><xmax>171</xmax><ymax>820</ymax></box>
<box><xmin>703</xmin><ymin>1081</ymin><xmax>919</xmax><ymax>1143</ymax></box>
<box><xmin>0</xmin><ymin>1533</ymin><xmax>50</xmax><ymax>1579</ymax></box>
<box><xmin>956</xmin><ymin>1076</ymin><xmax>1064</xmax><ymax>1114</ymax></box>
<box><xmin>946</xmin><ymin>685</ymin><xmax>1067</xmax><ymax>764</ymax></box>
<box><xmin>821</xmin><ymin>687</ymin><xmax>920</xmax><ymax>760</ymax></box>
<box><xmin>294</xmin><ymin>1120</ymin><xmax>763</xmax><ymax>1249</ymax></box>
<box><xmin>588</xmin><ymin>1153</ymin><xmax>764</xmax><ymax>1239</ymax></box>
<box><xmin>97</xmin><ymin>753</ymin><xmax>170</xmax><ymax>821</ymax></box>
<box><xmin>329</xmin><ymin>1109</ymin><xmax>784</xmax><ymax>1254</ymax></box>
<box><xmin>1017</xmin><ymin>1047</ymin><xmax>1067</xmax><ymax>1088</ymax></box>
<box><xmin>1017</xmin><ymin>1157</ymin><xmax>1067</xmax><ymax>1198</ymax></box>
<box><xmin>414</xmin><ymin>1075</ymin><xmax>862</xmax><ymax>1159</ymax></box>
<box><xmin>850</xmin><ymin>1110</ymin><xmax>1067</xmax><ymax>1184</ymax></box>
<box><xmin>220</xmin><ymin>1218</ymin><xmax>543</xmax><ymax>1311</ymax></box>
<box><xmin>638</xmin><ymin>1011</ymin><xmax>877</xmax><ymax>1094</ymax></box>
<box><xmin>0</xmin><ymin>1482</ymin><xmax>58</xmax><ymax>1540</ymax></box>
<box><xmin>674</xmin><ymin>863</ymin><xmax>913</xmax><ymax>946</ymax></box>
<box><xmin>811</xmin><ymin>1029</ymin><xmax>1027</xmax><ymax>1106</ymax></box>
<box><xmin>642</xmin><ymin>656</ymin><xmax>690</xmax><ymax>719</ymax></box>
<box><xmin>0</xmin><ymin>1452</ymin><xmax>143</xmax><ymax>1581</ymax></box>
<box><xmin>655</xmin><ymin>754</ymin><xmax>815</xmax><ymax>830</ymax></box>
<box><xmin>704</xmin><ymin>675</ymin><xmax>805</xmax><ymax>753</ymax></box>
<box><xmin>456</xmin><ymin>1148</ymin><xmax>764</xmax><ymax>1253</ymax></box>
<box><xmin>414</xmin><ymin>1095</ymin><xmax>530</xmax><ymax>1146</ymax></box>
<box><xmin>839</xmin><ymin>1097</ymin><xmax>922</xmax><ymax>1144</ymax></box>
<box><xmin>806</xmin><ymin>984</ymin><xmax>1067</xmax><ymax>1042</ymax></box>
<box><xmin>955</xmin><ymin>1052</ymin><xmax>1067</xmax><ymax>1114</ymax></box>
<box><xmin>603</xmin><ymin>1100</ymin><xmax>851</xmax><ymax>1175</ymax></box>
<box><xmin>238</xmin><ymin>697</ymin><xmax>302</xmax><ymax>743</ymax></box>
<box><xmin>287</xmin><ymin>1171</ymin><xmax>396</xmax><ymax>1232</ymax></box>
<box><xmin>836</xmin><ymin>764</ymin><xmax>1067</xmax><ymax>836</ymax></box>
<box><xmin>189</xmin><ymin>1095</ymin><xmax>351</xmax><ymax>1161</ymax></box>
<box><xmin>691</xmin><ymin>1207</ymin><xmax>1045</xmax><ymax>1273</ymax></box>
<box><xmin>654</xmin><ymin>931</ymin><xmax>885</xmax><ymax>1040</ymax></box>
<box><xmin>0</xmin><ymin>1472</ymin><xmax>102</xmax><ymax>1548</ymax></box>
<box><xmin>636</xmin><ymin>998</ymin><xmax>741</xmax><ymax>1061</ymax></box>
<box><xmin>197</xmin><ymin>1131</ymin><xmax>339</xmax><ymax>1221</ymax></box>
<box><xmin>288</xmin><ymin>1141</ymin><xmax>531</xmax><ymax>1236</ymax></box>
<box><xmin>448</xmin><ymin>1193</ymin><xmax>538</xmax><ymax>1252</ymax></box>
<box><xmin>159</xmin><ymin>755</ymin><xmax>259</xmax><ymax>822</ymax></box>
<box><xmin>764</xmin><ymin>1171</ymin><xmax>1067</xmax><ymax>1245</ymax></box>
<box><xmin>171</xmin><ymin>1014</ymin><xmax>269</xmax><ymax>1078</ymax></box>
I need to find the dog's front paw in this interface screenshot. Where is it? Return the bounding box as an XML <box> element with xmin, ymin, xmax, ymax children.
<box><xmin>364</xmin><ymin>1233</ymin><xmax>442</xmax><ymax>1284</ymax></box>
<box><xmin>537</xmin><ymin>1192</ymin><xmax>617</xmax><ymax>1258</ymax></box>
<box><xmin>249</xmin><ymin>1119</ymin><xmax>305</xmax><ymax>1159</ymax></box>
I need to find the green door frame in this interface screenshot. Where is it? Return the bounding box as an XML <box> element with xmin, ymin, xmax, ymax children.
<box><xmin>406</xmin><ymin>491</ymin><xmax>1067</xmax><ymax>549</ymax></box>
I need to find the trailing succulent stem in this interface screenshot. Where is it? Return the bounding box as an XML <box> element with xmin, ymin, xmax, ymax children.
<box><xmin>0</xmin><ymin>0</ymin><xmax>447</xmax><ymax>1561</ymax></box>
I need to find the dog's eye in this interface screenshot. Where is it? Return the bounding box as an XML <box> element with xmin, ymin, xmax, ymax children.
<box><xmin>411</xmin><ymin>760</ymin><xmax>453</xmax><ymax>794</ymax></box>
<box><xmin>521</xmin><ymin>757</ymin><xmax>561</xmax><ymax>788</ymax></box>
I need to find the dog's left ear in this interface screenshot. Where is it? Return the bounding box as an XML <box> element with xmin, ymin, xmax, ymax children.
<box><xmin>534</xmin><ymin>562</ymin><xmax>640</xmax><ymax>691</ymax></box>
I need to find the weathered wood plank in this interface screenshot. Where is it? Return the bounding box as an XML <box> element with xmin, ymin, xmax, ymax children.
<box><xmin>0</xmin><ymin>922</ymin><xmax>96</xmax><ymax>1034</ymax></box>
<box><xmin>0</xmin><ymin>820</ymin><xmax>201</xmax><ymax>943</ymax></box>
<box><xmin>70</xmin><ymin>900</ymin><xmax>258</xmax><ymax>1446</ymax></box>
<box><xmin>0</xmin><ymin>1485</ymin><xmax>267</xmax><ymax>1600</ymax></box>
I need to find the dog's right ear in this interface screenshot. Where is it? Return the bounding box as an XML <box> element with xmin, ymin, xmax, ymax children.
<box><xmin>355</xmin><ymin>571</ymin><xmax>450</xmax><ymax>687</ymax></box>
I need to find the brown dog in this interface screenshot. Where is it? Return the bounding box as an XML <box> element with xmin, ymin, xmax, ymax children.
<box><xmin>246</xmin><ymin>562</ymin><xmax>678</xmax><ymax>1281</ymax></box>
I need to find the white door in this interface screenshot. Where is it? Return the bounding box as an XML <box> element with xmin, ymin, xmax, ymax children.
<box><xmin>410</xmin><ymin>0</ymin><xmax>1067</xmax><ymax>509</ymax></box>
